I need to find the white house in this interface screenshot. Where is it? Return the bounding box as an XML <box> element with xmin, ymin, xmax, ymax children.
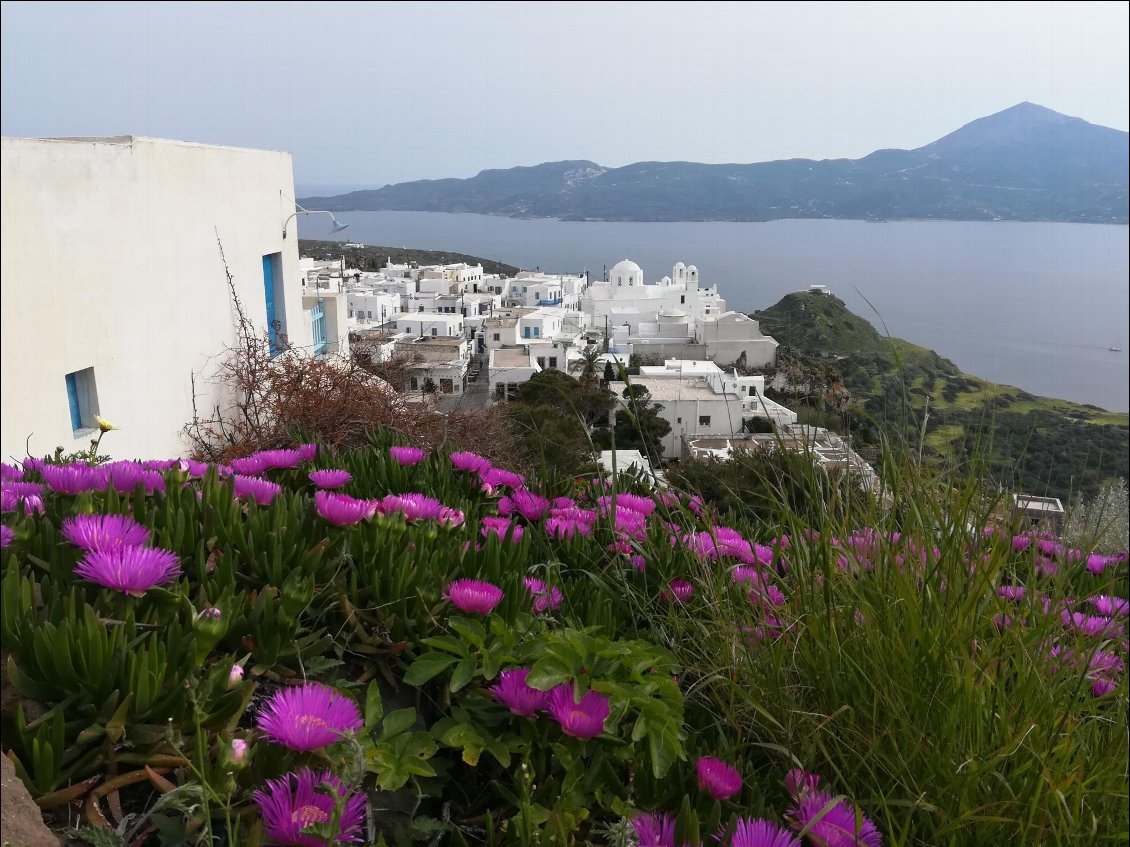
<box><xmin>0</xmin><ymin>135</ymin><xmax>320</xmax><ymax>460</ymax></box>
<box><xmin>489</xmin><ymin>348</ymin><xmax>540</xmax><ymax>402</ymax></box>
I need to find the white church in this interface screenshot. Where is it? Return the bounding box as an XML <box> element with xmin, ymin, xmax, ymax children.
<box><xmin>582</xmin><ymin>259</ymin><xmax>778</xmax><ymax>367</ymax></box>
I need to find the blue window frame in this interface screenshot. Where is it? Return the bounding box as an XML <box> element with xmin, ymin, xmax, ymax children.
<box><xmin>311</xmin><ymin>299</ymin><xmax>327</xmax><ymax>356</ymax></box>
<box><xmin>65</xmin><ymin>372</ymin><xmax>82</xmax><ymax>431</ymax></box>
<box><xmin>64</xmin><ymin>367</ymin><xmax>99</xmax><ymax>435</ymax></box>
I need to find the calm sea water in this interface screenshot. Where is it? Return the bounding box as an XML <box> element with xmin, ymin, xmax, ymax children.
<box><xmin>299</xmin><ymin>213</ymin><xmax>1130</xmax><ymax>412</ymax></box>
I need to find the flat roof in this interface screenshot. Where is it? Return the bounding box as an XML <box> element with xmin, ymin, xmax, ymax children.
<box><xmin>492</xmin><ymin>348</ymin><xmax>535</xmax><ymax>367</ymax></box>
<box><xmin>608</xmin><ymin>377</ymin><xmax>735</xmax><ymax>402</ymax></box>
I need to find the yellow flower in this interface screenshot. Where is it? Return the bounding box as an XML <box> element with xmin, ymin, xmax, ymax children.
<box><xmin>94</xmin><ymin>415</ymin><xmax>119</xmax><ymax>433</ymax></box>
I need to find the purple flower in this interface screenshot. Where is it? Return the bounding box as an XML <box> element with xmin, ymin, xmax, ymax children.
<box><xmin>524</xmin><ymin>577</ymin><xmax>563</xmax><ymax>613</ymax></box>
<box><xmin>379</xmin><ymin>493</ymin><xmax>446</xmax><ymax>522</ymax></box>
<box><xmin>257</xmin><ymin>683</ymin><xmax>363</xmax><ymax>752</ymax></box>
<box><xmin>229</xmin><ymin>453</ymin><xmax>271</xmax><ymax>475</ymax></box>
<box><xmin>546</xmin><ymin>684</ymin><xmax>610</xmax><ymax>740</ymax></box>
<box><xmin>445</xmin><ymin>579</ymin><xmax>504</xmax><ymax>615</ymax></box>
<box><xmin>498</xmin><ymin>489</ymin><xmax>552</xmax><ymax>522</ymax></box>
<box><xmin>179</xmin><ymin>460</ymin><xmax>212</xmax><ymax>478</ymax></box>
<box><xmin>481</xmin><ymin>516</ymin><xmax>524</xmax><ymax>543</ymax></box>
<box><xmin>314</xmin><ymin>491</ymin><xmax>377</xmax><ymax>526</ymax></box>
<box><xmin>697</xmin><ymin>756</ymin><xmax>742</xmax><ymax>800</ymax></box>
<box><xmin>1090</xmin><ymin>595</ymin><xmax>1129</xmax><ymax>617</ymax></box>
<box><xmin>74</xmin><ymin>547</ymin><xmax>182</xmax><ymax>595</ymax></box>
<box><xmin>1061</xmin><ymin>611</ymin><xmax>1124</xmax><ymax>639</ymax></box>
<box><xmin>253</xmin><ymin>768</ymin><xmax>365</xmax><ymax>846</ymax></box>
<box><xmin>788</xmin><ymin>790</ymin><xmax>882</xmax><ymax>847</ymax></box>
<box><xmin>309</xmin><ymin>469</ymin><xmax>353</xmax><ymax>489</ymax></box>
<box><xmin>258</xmin><ymin>449</ymin><xmax>304</xmax><ymax>470</ymax></box>
<box><xmin>997</xmin><ymin>585</ymin><xmax>1026</xmax><ymax>602</ymax></box>
<box><xmin>0</xmin><ymin>463</ymin><xmax>24</xmax><ymax>482</ymax></box>
<box><xmin>296</xmin><ymin>443</ymin><xmax>319</xmax><ymax>462</ymax></box>
<box><xmin>390</xmin><ymin>445</ymin><xmax>427</xmax><ymax>467</ymax></box>
<box><xmin>597</xmin><ymin>492</ymin><xmax>656</xmax><ymax>517</ymax></box>
<box><xmin>481</xmin><ymin>466</ymin><xmax>525</xmax><ymax>490</ymax></box>
<box><xmin>40</xmin><ymin>463</ymin><xmax>108</xmax><ymax>495</ymax></box>
<box><xmin>785</xmin><ymin>769</ymin><xmax>822</xmax><ymax>798</ymax></box>
<box><xmin>3</xmin><ymin>481</ymin><xmax>44</xmax><ymax>499</ymax></box>
<box><xmin>450</xmin><ymin>451</ymin><xmax>492</xmax><ymax>475</ymax></box>
<box><xmin>62</xmin><ymin>514</ymin><xmax>151</xmax><ymax>550</ymax></box>
<box><xmin>725</xmin><ymin>818</ymin><xmax>801</xmax><ymax>847</ymax></box>
<box><xmin>0</xmin><ymin>525</ymin><xmax>13</xmax><ymax>548</ymax></box>
<box><xmin>105</xmin><ymin>463</ymin><xmax>165</xmax><ymax>495</ymax></box>
<box><xmin>545</xmin><ymin>516</ymin><xmax>592</xmax><ymax>540</ymax></box>
<box><xmin>491</xmin><ymin>668</ymin><xmax>548</xmax><ymax>717</ymax></box>
<box><xmin>1092</xmin><ymin>678</ymin><xmax>1117</xmax><ymax>697</ymax></box>
<box><xmin>664</xmin><ymin>579</ymin><xmax>695</xmax><ymax>604</ymax></box>
<box><xmin>231</xmin><ymin>475</ymin><xmax>282</xmax><ymax>506</ymax></box>
<box><xmin>632</xmin><ymin>812</ymin><xmax>677</xmax><ymax>847</ymax></box>
<box><xmin>1011</xmin><ymin>535</ymin><xmax>1032</xmax><ymax>552</ymax></box>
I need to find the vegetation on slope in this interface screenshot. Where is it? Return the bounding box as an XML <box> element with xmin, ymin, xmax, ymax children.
<box><xmin>754</xmin><ymin>291</ymin><xmax>1129</xmax><ymax>501</ymax></box>
<box><xmin>298</xmin><ymin>239</ymin><xmax>520</xmax><ymax>277</ymax></box>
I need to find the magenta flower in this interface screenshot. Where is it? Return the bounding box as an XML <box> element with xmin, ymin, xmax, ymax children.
<box><xmin>1093</xmin><ymin>679</ymin><xmax>1117</xmax><ymax>697</ymax></box>
<box><xmin>450</xmin><ymin>451</ymin><xmax>492</xmax><ymax>475</ymax></box>
<box><xmin>390</xmin><ymin>445</ymin><xmax>427</xmax><ymax>467</ymax></box>
<box><xmin>499</xmin><ymin>489</ymin><xmax>552</xmax><ymax>521</ymax></box>
<box><xmin>258</xmin><ymin>449</ymin><xmax>304</xmax><ymax>470</ymax></box>
<box><xmin>40</xmin><ymin>463</ymin><xmax>109</xmax><ymax>495</ymax></box>
<box><xmin>481</xmin><ymin>516</ymin><xmax>524</xmax><ymax>543</ymax></box>
<box><xmin>546</xmin><ymin>684</ymin><xmax>610</xmax><ymax>740</ymax></box>
<box><xmin>179</xmin><ymin>459</ymin><xmax>211</xmax><ymax>478</ymax></box>
<box><xmin>545</xmin><ymin>516</ymin><xmax>591</xmax><ymax>540</ymax></box>
<box><xmin>309</xmin><ymin>469</ymin><xmax>352</xmax><ymax>489</ymax></box>
<box><xmin>524</xmin><ymin>577</ymin><xmax>563</xmax><ymax>613</ymax></box>
<box><xmin>296</xmin><ymin>443</ymin><xmax>319</xmax><ymax>462</ymax></box>
<box><xmin>314</xmin><ymin>490</ymin><xmax>377</xmax><ymax>526</ymax></box>
<box><xmin>481</xmin><ymin>466</ymin><xmax>525</xmax><ymax>490</ymax></box>
<box><xmin>62</xmin><ymin>514</ymin><xmax>151</xmax><ymax>550</ymax></box>
<box><xmin>697</xmin><ymin>756</ymin><xmax>742</xmax><ymax>800</ymax></box>
<box><xmin>664</xmin><ymin>579</ymin><xmax>694</xmax><ymax>604</ymax></box>
<box><xmin>725</xmin><ymin>818</ymin><xmax>801</xmax><ymax>847</ymax></box>
<box><xmin>257</xmin><ymin>683</ymin><xmax>363</xmax><ymax>752</ymax></box>
<box><xmin>0</xmin><ymin>525</ymin><xmax>13</xmax><ymax>548</ymax></box>
<box><xmin>785</xmin><ymin>768</ymin><xmax>822</xmax><ymax>798</ymax></box>
<box><xmin>597</xmin><ymin>492</ymin><xmax>656</xmax><ymax>517</ymax></box>
<box><xmin>74</xmin><ymin>546</ymin><xmax>182</xmax><ymax>595</ymax></box>
<box><xmin>1011</xmin><ymin>535</ymin><xmax>1032</xmax><ymax>552</ymax></box>
<box><xmin>229</xmin><ymin>453</ymin><xmax>270</xmax><ymax>475</ymax></box>
<box><xmin>787</xmin><ymin>790</ymin><xmax>883</xmax><ymax>847</ymax></box>
<box><xmin>445</xmin><ymin>579</ymin><xmax>504</xmax><ymax>615</ymax></box>
<box><xmin>1061</xmin><ymin>611</ymin><xmax>1124</xmax><ymax>639</ymax></box>
<box><xmin>231</xmin><ymin>475</ymin><xmax>282</xmax><ymax>506</ymax></box>
<box><xmin>1086</xmin><ymin>553</ymin><xmax>1110</xmax><ymax>575</ymax></box>
<box><xmin>253</xmin><ymin>768</ymin><xmax>365</xmax><ymax>846</ymax></box>
<box><xmin>0</xmin><ymin>463</ymin><xmax>23</xmax><ymax>481</ymax></box>
<box><xmin>379</xmin><ymin>492</ymin><xmax>446</xmax><ymax>522</ymax></box>
<box><xmin>1090</xmin><ymin>595</ymin><xmax>1129</xmax><ymax>617</ymax></box>
<box><xmin>632</xmin><ymin>812</ymin><xmax>677</xmax><ymax>847</ymax></box>
<box><xmin>997</xmin><ymin>585</ymin><xmax>1026</xmax><ymax>602</ymax></box>
<box><xmin>491</xmin><ymin>668</ymin><xmax>549</xmax><ymax>717</ymax></box>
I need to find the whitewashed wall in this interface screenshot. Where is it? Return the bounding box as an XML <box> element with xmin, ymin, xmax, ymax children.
<box><xmin>1</xmin><ymin>136</ymin><xmax>304</xmax><ymax>460</ymax></box>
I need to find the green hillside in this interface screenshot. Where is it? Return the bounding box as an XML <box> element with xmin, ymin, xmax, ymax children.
<box><xmin>755</xmin><ymin>291</ymin><xmax>1129</xmax><ymax>500</ymax></box>
<box><xmin>298</xmin><ymin>240</ymin><xmax>519</xmax><ymax>277</ymax></box>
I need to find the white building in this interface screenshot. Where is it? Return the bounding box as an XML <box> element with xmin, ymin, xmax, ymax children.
<box><xmin>0</xmin><ymin>135</ymin><xmax>320</xmax><ymax>460</ymax></box>
<box><xmin>583</xmin><ymin>259</ymin><xmax>778</xmax><ymax>366</ymax></box>
<box><xmin>489</xmin><ymin>348</ymin><xmax>541</xmax><ymax>402</ymax></box>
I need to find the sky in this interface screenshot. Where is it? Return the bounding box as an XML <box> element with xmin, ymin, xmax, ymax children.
<box><xmin>2</xmin><ymin>1</ymin><xmax>1127</xmax><ymax>191</ymax></box>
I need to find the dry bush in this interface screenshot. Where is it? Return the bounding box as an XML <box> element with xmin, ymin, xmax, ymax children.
<box><xmin>184</xmin><ymin>240</ymin><xmax>523</xmax><ymax>467</ymax></box>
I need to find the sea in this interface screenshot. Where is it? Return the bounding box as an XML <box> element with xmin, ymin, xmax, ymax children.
<box><xmin>296</xmin><ymin>212</ymin><xmax>1130</xmax><ymax>412</ymax></box>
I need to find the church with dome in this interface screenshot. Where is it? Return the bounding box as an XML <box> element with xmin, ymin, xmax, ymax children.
<box><xmin>581</xmin><ymin>259</ymin><xmax>778</xmax><ymax>367</ymax></box>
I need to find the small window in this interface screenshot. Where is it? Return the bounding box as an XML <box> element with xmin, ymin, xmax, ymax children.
<box><xmin>549</xmin><ymin>357</ymin><xmax>557</xmax><ymax>369</ymax></box>
<box><xmin>676</xmin><ymin>417</ymin><xmax>682</xmax><ymax>424</ymax></box>
<box><xmin>431</xmin><ymin>327</ymin><xmax>438</xmax><ymax>337</ymax></box>
<box><xmin>65</xmin><ymin>367</ymin><xmax>100</xmax><ymax>436</ymax></box>
<box><xmin>698</xmin><ymin>415</ymin><xmax>711</xmax><ymax>427</ymax></box>
<box><xmin>348</xmin><ymin>309</ymin><xmax>354</xmax><ymax>318</ymax></box>
<box><xmin>680</xmin><ymin>295</ymin><xmax>685</xmax><ymax>304</ymax></box>
<box><xmin>533</xmin><ymin>327</ymin><xmax>540</xmax><ymax>337</ymax></box>
<box><xmin>410</xmin><ymin>377</ymin><xmax>419</xmax><ymax>390</ymax></box>
<box><xmin>537</xmin><ymin>357</ymin><xmax>546</xmax><ymax>368</ymax></box>
<box><xmin>493</xmin><ymin>333</ymin><xmax>500</xmax><ymax>341</ymax></box>
<box><xmin>367</xmin><ymin>310</ymin><xmax>372</xmax><ymax>319</ymax></box>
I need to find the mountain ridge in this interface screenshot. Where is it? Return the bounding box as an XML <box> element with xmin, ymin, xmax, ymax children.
<box><xmin>301</xmin><ymin>104</ymin><xmax>1128</xmax><ymax>224</ymax></box>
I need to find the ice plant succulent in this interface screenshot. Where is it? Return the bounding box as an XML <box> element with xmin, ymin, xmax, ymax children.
<box><xmin>546</xmin><ymin>684</ymin><xmax>610</xmax><ymax>740</ymax></box>
<box><xmin>61</xmin><ymin>513</ymin><xmax>151</xmax><ymax>551</ymax></box>
<box><xmin>664</xmin><ymin>578</ymin><xmax>695</xmax><ymax>604</ymax></box>
<box><xmin>314</xmin><ymin>491</ymin><xmax>377</xmax><ymax>526</ymax></box>
<box><xmin>725</xmin><ymin>818</ymin><xmax>802</xmax><ymax>847</ymax></box>
<box><xmin>74</xmin><ymin>546</ymin><xmax>182</xmax><ymax>596</ymax></box>
<box><xmin>445</xmin><ymin>579</ymin><xmax>504</xmax><ymax>615</ymax></box>
<box><xmin>787</xmin><ymin>790</ymin><xmax>883</xmax><ymax>847</ymax></box>
<box><xmin>0</xmin><ymin>525</ymin><xmax>13</xmax><ymax>548</ymax></box>
<box><xmin>632</xmin><ymin>812</ymin><xmax>677</xmax><ymax>847</ymax></box>
<box><xmin>491</xmin><ymin>668</ymin><xmax>549</xmax><ymax>717</ymax></box>
<box><xmin>390</xmin><ymin>445</ymin><xmax>427</xmax><ymax>466</ymax></box>
<box><xmin>524</xmin><ymin>577</ymin><xmax>564</xmax><ymax>613</ymax></box>
<box><xmin>257</xmin><ymin>683</ymin><xmax>363</xmax><ymax>752</ymax></box>
<box><xmin>697</xmin><ymin>756</ymin><xmax>742</xmax><ymax>800</ymax></box>
<box><xmin>309</xmin><ymin>468</ymin><xmax>353</xmax><ymax>489</ymax></box>
<box><xmin>231</xmin><ymin>474</ymin><xmax>283</xmax><ymax>506</ymax></box>
<box><xmin>253</xmin><ymin>768</ymin><xmax>366</xmax><ymax>846</ymax></box>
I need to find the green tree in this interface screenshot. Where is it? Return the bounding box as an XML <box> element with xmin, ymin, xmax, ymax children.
<box><xmin>592</xmin><ymin>385</ymin><xmax>671</xmax><ymax>465</ymax></box>
<box><xmin>512</xmin><ymin>369</ymin><xmax>614</xmax><ymax>428</ymax></box>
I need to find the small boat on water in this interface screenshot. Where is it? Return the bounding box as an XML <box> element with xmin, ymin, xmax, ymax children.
<box><xmin>1110</xmin><ymin>346</ymin><xmax>1123</xmax><ymax>352</ymax></box>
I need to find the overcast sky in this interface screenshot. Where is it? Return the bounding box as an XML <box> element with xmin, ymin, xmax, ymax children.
<box><xmin>2</xmin><ymin>1</ymin><xmax>1127</xmax><ymax>190</ymax></box>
